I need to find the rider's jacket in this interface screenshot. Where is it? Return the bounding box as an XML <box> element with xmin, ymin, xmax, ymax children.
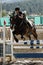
<box><xmin>11</xmin><ymin>11</ymin><xmax>34</xmax><ymax>30</ymax></box>
<box><xmin>15</xmin><ymin>11</ymin><xmax>23</xmax><ymax>24</ymax></box>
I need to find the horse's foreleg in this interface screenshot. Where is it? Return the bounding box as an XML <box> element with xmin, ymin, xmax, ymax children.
<box><xmin>14</xmin><ymin>35</ymin><xmax>18</xmax><ymax>42</ymax></box>
<box><xmin>21</xmin><ymin>34</ymin><xmax>25</xmax><ymax>40</ymax></box>
<box><xmin>12</xmin><ymin>31</ymin><xmax>18</xmax><ymax>42</ymax></box>
<box><xmin>21</xmin><ymin>34</ymin><xmax>24</xmax><ymax>39</ymax></box>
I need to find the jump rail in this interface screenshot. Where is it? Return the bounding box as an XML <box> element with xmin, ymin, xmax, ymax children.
<box><xmin>1</xmin><ymin>22</ymin><xmax>43</xmax><ymax>60</ymax></box>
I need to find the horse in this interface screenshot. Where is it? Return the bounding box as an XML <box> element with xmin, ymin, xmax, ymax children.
<box><xmin>10</xmin><ymin>14</ymin><xmax>38</xmax><ymax>42</ymax></box>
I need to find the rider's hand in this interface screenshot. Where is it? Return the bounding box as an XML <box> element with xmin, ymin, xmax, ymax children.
<box><xmin>19</xmin><ymin>14</ymin><xmax>23</xmax><ymax>19</ymax></box>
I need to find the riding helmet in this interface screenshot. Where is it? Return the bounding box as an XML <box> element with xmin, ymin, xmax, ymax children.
<box><xmin>15</xmin><ymin>7</ymin><xmax>20</xmax><ymax>11</ymax></box>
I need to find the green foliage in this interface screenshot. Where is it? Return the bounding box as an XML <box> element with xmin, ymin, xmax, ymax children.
<box><xmin>2</xmin><ymin>0</ymin><xmax>43</xmax><ymax>15</ymax></box>
<box><xmin>2</xmin><ymin>10</ymin><xmax>7</xmax><ymax>17</ymax></box>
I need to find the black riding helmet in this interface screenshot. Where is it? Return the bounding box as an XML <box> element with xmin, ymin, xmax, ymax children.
<box><xmin>15</xmin><ymin>7</ymin><xmax>20</xmax><ymax>11</ymax></box>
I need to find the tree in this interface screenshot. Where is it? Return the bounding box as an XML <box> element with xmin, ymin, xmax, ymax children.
<box><xmin>2</xmin><ymin>10</ymin><xmax>7</xmax><ymax>17</ymax></box>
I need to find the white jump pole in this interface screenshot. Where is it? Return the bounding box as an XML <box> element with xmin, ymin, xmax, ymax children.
<box><xmin>3</xmin><ymin>21</ymin><xmax>6</xmax><ymax>64</ymax></box>
<box><xmin>10</xmin><ymin>29</ymin><xmax>13</xmax><ymax>61</ymax></box>
<box><xmin>3</xmin><ymin>20</ymin><xmax>14</xmax><ymax>63</ymax></box>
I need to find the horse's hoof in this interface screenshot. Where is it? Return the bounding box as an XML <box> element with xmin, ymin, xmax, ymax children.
<box><xmin>16</xmin><ymin>39</ymin><xmax>18</xmax><ymax>42</ymax></box>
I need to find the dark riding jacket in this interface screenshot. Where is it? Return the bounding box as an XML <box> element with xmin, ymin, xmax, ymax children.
<box><xmin>14</xmin><ymin>11</ymin><xmax>23</xmax><ymax>29</ymax></box>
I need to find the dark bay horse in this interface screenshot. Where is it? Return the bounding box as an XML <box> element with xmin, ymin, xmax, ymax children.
<box><xmin>10</xmin><ymin>14</ymin><xmax>38</xmax><ymax>42</ymax></box>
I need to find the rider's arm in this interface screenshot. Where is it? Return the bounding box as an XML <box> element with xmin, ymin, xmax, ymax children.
<box><xmin>19</xmin><ymin>14</ymin><xmax>23</xmax><ymax>19</ymax></box>
<box><xmin>18</xmin><ymin>11</ymin><xmax>23</xmax><ymax>19</ymax></box>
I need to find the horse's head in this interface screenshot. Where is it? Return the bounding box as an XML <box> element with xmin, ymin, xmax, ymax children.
<box><xmin>10</xmin><ymin>16</ymin><xmax>13</xmax><ymax>29</ymax></box>
<box><xmin>10</xmin><ymin>15</ymin><xmax>16</xmax><ymax>30</ymax></box>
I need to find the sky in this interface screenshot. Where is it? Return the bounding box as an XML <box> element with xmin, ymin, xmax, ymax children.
<box><xmin>2</xmin><ymin>0</ymin><xmax>23</xmax><ymax>3</ymax></box>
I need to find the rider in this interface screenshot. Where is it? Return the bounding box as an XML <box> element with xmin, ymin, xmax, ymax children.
<box><xmin>12</xmin><ymin>7</ymin><xmax>24</xmax><ymax>39</ymax></box>
<box><xmin>13</xmin><ymin>7</ymin><xmax>24</xmax><ymax>30</ymax></box>
<box><xmin>15</xmin><ymin>7</ymin><xmax>23</xmax><ymax>18</ymax></box>
<box><xmin>12</xmin><ymin>7</ymin><xmax>34</xmax><ymax>29</ymax></box>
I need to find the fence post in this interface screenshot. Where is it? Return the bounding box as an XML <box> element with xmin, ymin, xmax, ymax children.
<box><xmin>10</xmin><ymin>29</ymin><xmax>13</xmax><ymax>61</ymax></box>
<box><xmin>3</xmin><ymin>21</ymin><xmax>6</xmax><ymax>65</ymax></box>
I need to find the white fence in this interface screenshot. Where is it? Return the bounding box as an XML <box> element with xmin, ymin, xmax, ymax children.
<box><xmin>0</xmin><ymin>23</ymin><xmax>43</xmax><ymax>63</ymax></box>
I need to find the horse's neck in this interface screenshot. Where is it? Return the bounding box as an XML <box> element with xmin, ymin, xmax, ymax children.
<box><xmin>27</xmin><ymin>19</ymin><xmax>33</xmax><ymax>27</ymax></box>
